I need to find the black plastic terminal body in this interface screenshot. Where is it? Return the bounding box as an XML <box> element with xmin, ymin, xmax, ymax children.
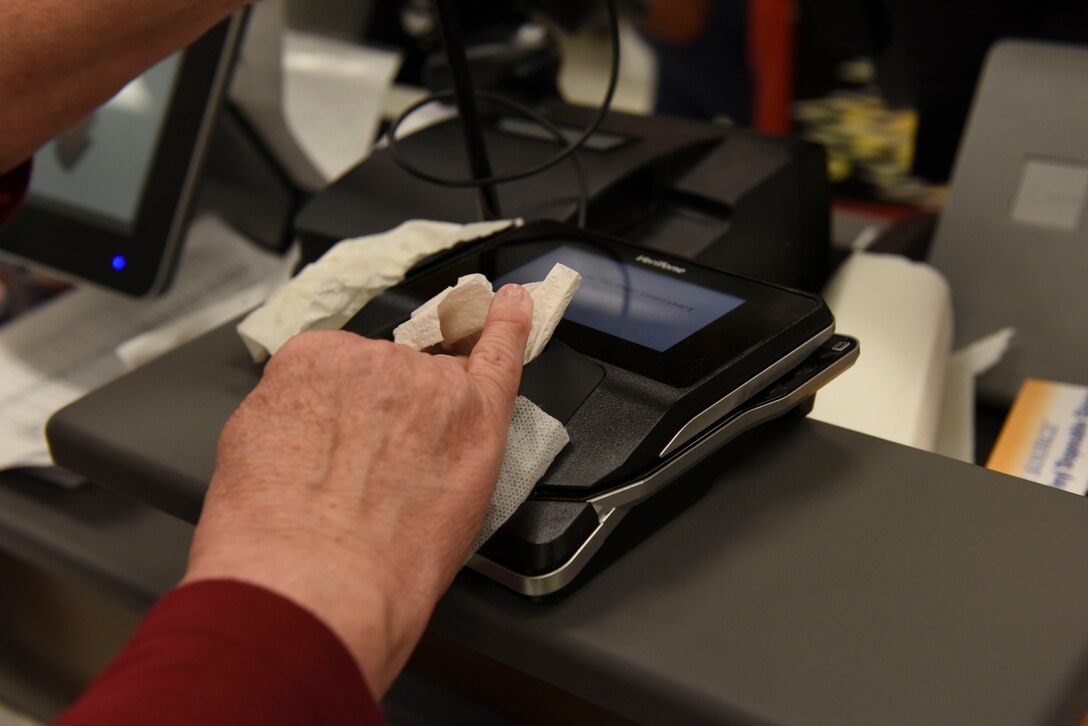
<box><xmin>343</xmin><ymin>221</ymin><xmax>848</xmax><ymax>589</ymax></box>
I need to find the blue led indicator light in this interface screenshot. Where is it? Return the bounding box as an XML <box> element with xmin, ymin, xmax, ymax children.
<box><xmin>111</xmin><ymin>255</ymin><xmax>127</xmax><ymax>271</ymax></box>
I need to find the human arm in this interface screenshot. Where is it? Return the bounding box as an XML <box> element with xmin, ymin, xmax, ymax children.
<box><xmin>57</xmin><ymin>284</ymin><xmax>534</xmax><ymax>722</ymax></box>
<box><xmin>184</xmin><ymin>283</ymin><xmax>535</xmax><ymax>694</ymax></box>
<box><xmin>0</xmin><ymin>0</ymin><xmax>250</xmax><ymax>173</ymax></box>
<box><xmin>53</xmin><ymin>580</ymin><xmax>384</xmax><ymax>726</ymax></box>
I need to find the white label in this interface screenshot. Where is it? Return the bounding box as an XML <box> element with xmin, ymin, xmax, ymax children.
<box><xmin>1010</xmin><ymin>157</ymin><xmax>1088</xmax><ymax>232</ymax></box>
<box><xmin>988</xmin><ymin>380</ymin><xmax>1088</xmax><ymax>496</ymax></box>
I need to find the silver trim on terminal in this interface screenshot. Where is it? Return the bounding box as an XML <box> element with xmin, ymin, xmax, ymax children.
<box><xmin>659</xmin><ymin>324</ymin><xmax>834</xmax><ymax>458</ymax></box>
<box><xmin>467</xmin><ymin>508</ymin><xmax>627</xmax><ymax>597</ymax></box>
<box><xmin>594</xmin><ymin>340</ymin><xmax>858</xmax><ymax>512</ymax></box>
<box><xmin>468</xmin><ymin>340</ymin><xmax>859</xmax><ymax>596</ymax></box>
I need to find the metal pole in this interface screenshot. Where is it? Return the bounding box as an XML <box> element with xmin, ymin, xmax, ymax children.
<box><xmin>433</xmin><ymin>0</ymin><xmax>502</xmax><ymax>220</ymax></box>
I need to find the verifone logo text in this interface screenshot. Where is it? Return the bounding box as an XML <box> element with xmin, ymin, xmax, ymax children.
<box><xmin>635</xmin><ymin>255</ymin><xmax>686</xmax><ymax>275</ymax></box>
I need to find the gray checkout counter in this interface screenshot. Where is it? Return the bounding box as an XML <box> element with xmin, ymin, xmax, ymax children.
<box><xmin>40</xmin><ymin>319</ymin><xmax>1088</xmax><ymax>725</ymax></box>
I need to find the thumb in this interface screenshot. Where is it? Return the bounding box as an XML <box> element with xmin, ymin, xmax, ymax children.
<box><xmin>468</xmin><ymin>284</ymin><xmax>533</xmax><ymax>423</ymax></box>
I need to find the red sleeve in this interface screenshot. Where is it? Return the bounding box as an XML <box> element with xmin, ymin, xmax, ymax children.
<box><xmin>0</xmin><ymin>161</ymin><xmax>31</xmax><ymax>226</ymax></box>
<box><xmin>54</xmin><ymin>579</ymin><xmax>384</xmax><ymax>726</ymax></box>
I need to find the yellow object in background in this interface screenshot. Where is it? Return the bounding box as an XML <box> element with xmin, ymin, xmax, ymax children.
<box><xmin>988</xmin><ymin>379</ymin><xmax>1088</xmax><ymax>496</ymax></box>
<box><xmin>792</xmin><ymin>93</ymin><xmax>936</xmax><ymax>206</ymax></box>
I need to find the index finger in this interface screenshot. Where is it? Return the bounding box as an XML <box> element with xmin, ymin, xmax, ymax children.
<box><xmin>467</xmin><ymin>284</ymin><xmax>533</xmax><ymax>420</ymax></box>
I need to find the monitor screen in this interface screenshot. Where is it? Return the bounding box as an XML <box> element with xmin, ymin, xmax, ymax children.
<box><xmin>29</xmin><ymin>56</ymin><xmax>182</xmax><ymax>233</ymax></box>
<box><xmin>0</xmin><ymin>16</ymin><xmax>243</xmax><ymax>296</ymax></box>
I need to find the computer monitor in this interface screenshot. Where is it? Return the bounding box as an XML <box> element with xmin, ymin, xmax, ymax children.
<box><xmin>0</xmin><ymin>16</ymin><xmax>244</xmax><ymax>296</ymax></box>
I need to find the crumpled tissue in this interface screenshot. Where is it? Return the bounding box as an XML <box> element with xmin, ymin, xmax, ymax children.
<box><xmin>237</xmin><ymin>218</ymin><xmax>517</xmax><ymax>362</ymax></box>
<box><xmin>393</xmin><ymin>263</ymin><xmax>581</xmax><ymax>364</ymax></box>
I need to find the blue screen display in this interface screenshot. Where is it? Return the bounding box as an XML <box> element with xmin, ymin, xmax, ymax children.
<box><xmin>497</xmin><ymin>245</ymin><xmax>744</xmax><ymax>352</ymax></box>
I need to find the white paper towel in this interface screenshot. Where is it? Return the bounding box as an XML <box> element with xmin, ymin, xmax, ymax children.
<box><xmin>811</xmin><ymin>251</ymin><xmax>1014</xmax><ymax>460</ymax></box>
<box><xmin>393</xmin><ymin>263</ymin><xmax>582</xmax><ymax>363</ymax></box>
<box><xmin>237</xmin><ymin>219</ymin><xmax>518</xmax><ymax>361</ymax></box>
<box><xmin>933</xmin><ymin>327</ymin><xmax>1015</xmax><ymax>462</ymax></box>
<box><xmin>811</xmin><ymin>251</ymin><xmax>953</xmax><ymax>451</ymax></box>
<box><xmin>470</xmin><ymin>395</ymin><xmax>570</xmax><ymax>555</ymax></box>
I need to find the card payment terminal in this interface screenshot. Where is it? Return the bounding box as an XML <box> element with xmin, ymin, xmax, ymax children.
<box><xmin>344</xmin><ymin>221</ymin><xmax>857</xmax><ymax>595</ymax></box>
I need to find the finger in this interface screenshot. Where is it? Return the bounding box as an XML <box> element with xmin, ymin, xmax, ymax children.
<box><xmin>468</xmin><ymin>284</ymin><xmax>533</xmax><ymax>419</ymax></box>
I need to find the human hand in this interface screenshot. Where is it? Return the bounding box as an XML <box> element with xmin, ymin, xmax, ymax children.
<box><xmin>182</xmin><ymin>284</ymin><xmax>533</xmax><ymax>697</ymax></box>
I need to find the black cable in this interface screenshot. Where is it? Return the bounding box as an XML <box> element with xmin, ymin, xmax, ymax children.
<box><xmin>385</xmin><ymin>0</ymin><xmax>620</xmax><ymax>225</ymax></box>
<box><xmin>395</xmin><ymin>88</ymin><xmax>592</xmax><ymax>226</ymax></box>
<box><xmin>432</xmin><ymin>0</ymin><xmax>501</xmax><ymax>219</ymax></box>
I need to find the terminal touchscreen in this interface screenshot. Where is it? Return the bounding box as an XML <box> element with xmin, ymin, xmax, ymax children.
<box><xmin>497</xmin><ymin>244</ymin><xmax>746</xmax><ymax>353</ymax></box>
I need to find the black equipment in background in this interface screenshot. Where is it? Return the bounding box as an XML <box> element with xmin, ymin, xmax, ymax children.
<box><xmin>296</xmin><ymin>105</ymin><xmax>832</xmax><ymax>293</ymax></box>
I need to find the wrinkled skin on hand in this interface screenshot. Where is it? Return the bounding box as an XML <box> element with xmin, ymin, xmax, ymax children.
<box><xmin>183</xmin><ymin>284</ymin><xmax>533</xmax><ymax>697</ymax></box>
